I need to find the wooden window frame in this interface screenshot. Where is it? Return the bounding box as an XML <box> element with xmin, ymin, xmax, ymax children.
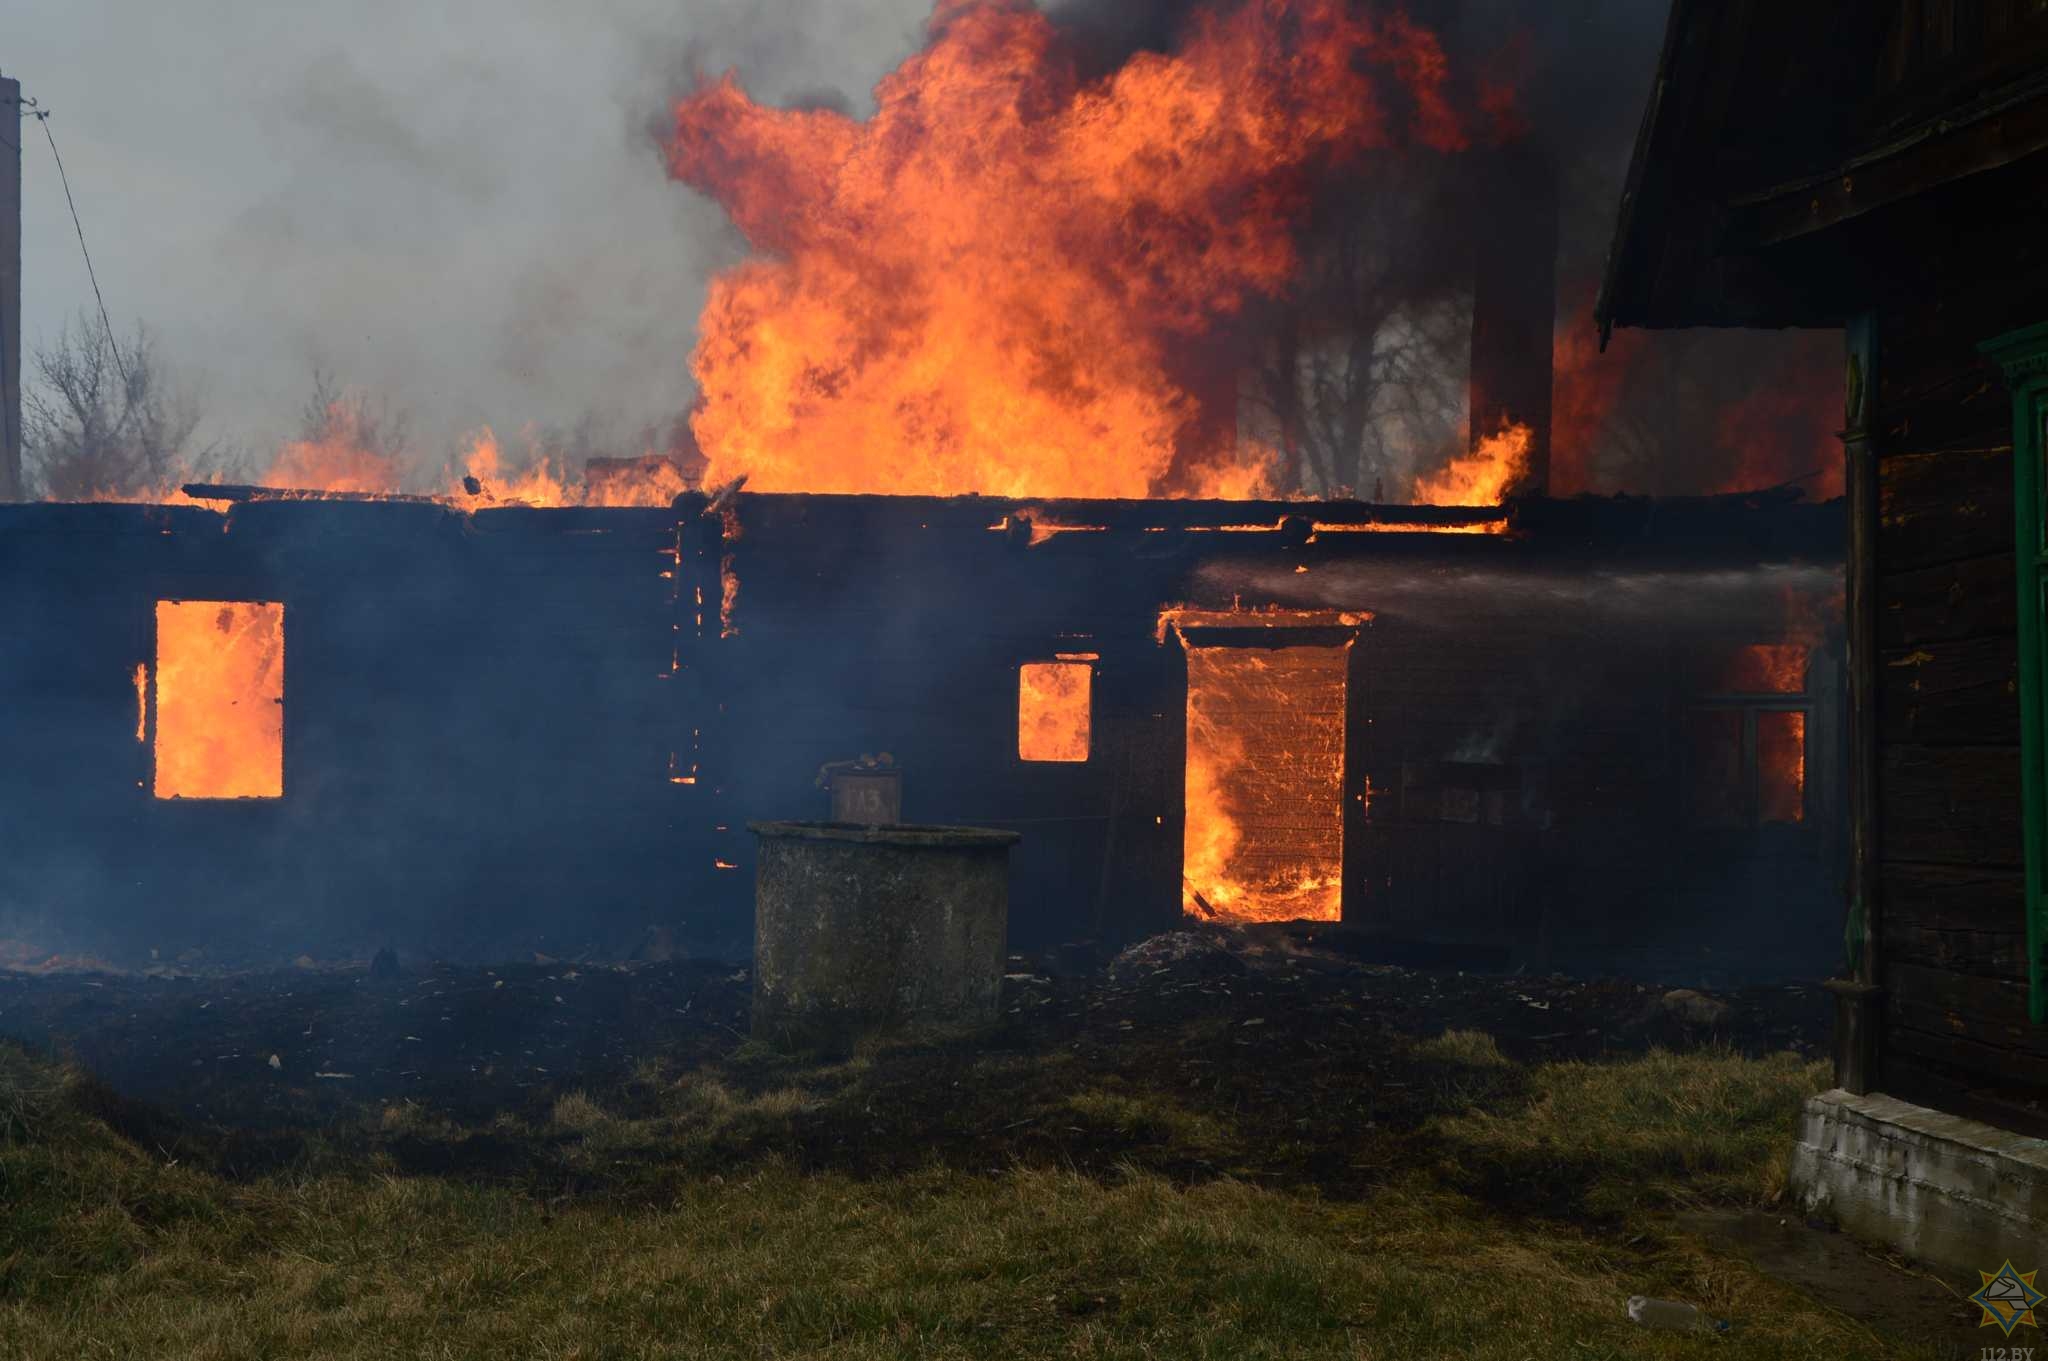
<box><xmin>1683</xmin><ymin>700</ymin><xmax>1815</xmax><ymax>830</ymax></box>
<box><xmin>1982</xmin><ymin>321</ymin><xmax>2048</xmax><ymax>1024</ymax></box>
<box><xmin>1683</xmin><ymin>644</ymin><xmax>1816</xmax><ymax>832</ymax></box>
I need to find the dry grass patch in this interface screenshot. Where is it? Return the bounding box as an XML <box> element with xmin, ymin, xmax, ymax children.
<box><xmin>1064</xmin><ymin>1088</ymin><xmax>1231</xmax><ymax>1155</ymax></box>
<box><xmin>0</xmin><ymin>1036</ymin><xmax>1935</xmax><ymax>1359</ymax></box>
<box><xmin>1413</xmin><ymin>1027</ymin><xmax>1513</xmax><ymax>1067</ymax></box>
<box><xmin>1431</xmin><ymin>1046</ymin><xmax>1828</xmax><ymax>1216</ymax></box>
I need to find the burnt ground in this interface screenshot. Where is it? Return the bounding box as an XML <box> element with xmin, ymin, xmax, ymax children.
<box><xmin>0</xmin><ymin>922</ymin><xmax>1826</xmax><ymax>1195</ymax></box>
<box><xmin>11</xmin><ymin>925</ymin><xmax>1992</xmax><ymax>1350</ymax></box>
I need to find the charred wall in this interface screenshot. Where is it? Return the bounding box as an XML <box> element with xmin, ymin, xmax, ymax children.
<box><xmin>0</xmin><ymin>500</ymin><xmax>689</xmax><ymax>964</ymax></box>
<box><xmin>1180</xmin><ymin>511</ymin><xmax>1846</xmax><ymax>978</ymax></box>
<box><xmin>0</xmin><ymin>492</ymin><xmax>1842</xmax><ymax>980</ymax></box>
<box><xmin>1854</xmin><ymin>154</ymin><xmax>2048</xmax><ymax>1134</ymax></box>
<box><xmin>707</xmin><ymin>494</ymin><xmax>1843</xmax><ymax>975</ymax></box>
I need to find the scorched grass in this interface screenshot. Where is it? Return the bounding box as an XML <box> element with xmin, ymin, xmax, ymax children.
<box><xmin>0</xmin><ymin>1035</ymin><xmax>1941</xmax><ymax>1360</ymax></box>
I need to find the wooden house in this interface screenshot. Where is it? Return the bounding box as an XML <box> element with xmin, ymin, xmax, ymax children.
<box><xmin>0</xmin><ymin>489</ymin><xmax>1841</xmax><ymax>982</ymax></box>
<box><xmin>1600</xmin><ymin>0</ymin><xmax>2048</xmax><ymax>1272</ymax></box>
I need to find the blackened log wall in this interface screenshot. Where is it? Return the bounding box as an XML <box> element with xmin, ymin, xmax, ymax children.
<box><xmin>0</xmin><ymin>492</ymin><xmax>1842</xmax><ymax>976</ymax></box>
<box><xmin>1866</xmin><ymin>155</ymin><xmax>2048</xmax><ymax>1134</ymax></box>
<box><xmin>0</xmin><ymin>501</ymin><xmax>691</xmax><ymax>962</ymax></box>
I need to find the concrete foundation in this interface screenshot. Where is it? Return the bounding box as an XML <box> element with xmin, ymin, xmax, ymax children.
<box><xmin>1789</xmin><ymin>1088</ymin><xmax>2048</xmax><ymax>1276</ymax></box>
<box><xmin>748</xmin><ymin>821</ymin><xmax>1018</xmax><ymax>1050</ymax></box>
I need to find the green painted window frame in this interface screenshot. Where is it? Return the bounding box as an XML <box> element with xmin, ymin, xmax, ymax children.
<box><xmin>1982</xmin><ymin>321</ymin><xmax>2048</xmax><ymax>1024</ymax></box>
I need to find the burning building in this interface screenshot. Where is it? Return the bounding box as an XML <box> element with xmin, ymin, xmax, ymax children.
<box><xmin>0</xmin><ymin>483</ymin><xmax>1843</xmax><ymax>978</ymax></box>
<box><xmin>0</xmin><ymin>6</ymin><xmax>1846</xmax><ymax>982</ymax></box>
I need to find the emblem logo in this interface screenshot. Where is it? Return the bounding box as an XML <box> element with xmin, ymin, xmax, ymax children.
<box><xmin>1969</xmin><ymin>1261</ymin><xmax>2044</xmax><ymax>1337</ymax></box>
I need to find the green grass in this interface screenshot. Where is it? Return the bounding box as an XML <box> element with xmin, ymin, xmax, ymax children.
<box><xmin>0</xmin><ymin>1032</ymin><xmax>1933</xmax><ymax>1360</ymax></box>
<box><xmin>1428</xmin><ymin>1046</ymin><xmax>1827</xmax><ymax>1217</ymax></box>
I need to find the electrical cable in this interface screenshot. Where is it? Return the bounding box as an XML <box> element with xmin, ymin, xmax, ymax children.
<box><xmin>24</xmin><ymin>99</ymin><xmax>130</xmax><ymax>391</ymax></box>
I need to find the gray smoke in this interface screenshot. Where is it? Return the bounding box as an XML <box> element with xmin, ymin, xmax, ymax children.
<box><xmin>14</xmin><ymin>0</ymin><xmax>1820</xmax><ymax>496</ymax></box>
<box><xmin>11</xmin><ymin>0</ymin><xmax>932</xmax><ymax>480</ymax></box>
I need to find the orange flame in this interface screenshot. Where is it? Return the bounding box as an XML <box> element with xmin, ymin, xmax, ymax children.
<box><xmin>438</xmin><ymin>429</ymin><xmax>699</xmax><ymax>507</ymax></box>
<box><xmin>718</xmin><ymin>506</ymin><xmax>742</xmax><ymax>638</ymax></box>
<box><xmin>131</xmin><ymin>663</ymin><xmax>148</xmax><ymax>743</ymax></box>
<box><xmin>666</xmin><ymin>0</ymin><xmax>1480</xmax><ymax>499</ymax></box>
<box><xmin>1709</xmin><ymin>643</ymin><xmax>1809</xmax><ymax>695</ymax></box>
<box><xmin>447</xmin><ymin>428</ymin><xmax>581</xmax><ymax>506</ymax></box>
<box><xmin>1182</xmin><ymin>643</ymin><xmax>1346</xmax><ymax>922</ymax></box>
<box><xmin>1711</xmin><ymin>357</ymin><xmax>1844</xmax><ymax>499</ymax></box>
<box><xmin>1551</xmin><ymin>285</ymin><xmax>1841</xmax><ymax>499</ymax></box>
<box><xmin>1412</xmin><ymin>421</ymin><xmax>1530</xmax><ymax>506</ymax></box>
<box><xmin>581</xmin><ymin>455</ymin><xmax>699</xmax><ymax>507</ymax></box>
<box><xmin>1757</xmin><ymin>710</ymin><xmax>1806</xmax><ymax>824</ymax></box>
<box><xmin>152</xmin><ymin>601</ymin><xmax>284</xmax><ymax>799</ymax></box>
<box><xmin>1018</xmin><ymin>661</ymin><xmax>1091</xmax><ymax>762</ymax></box>
<box><xmin>445</xmin><ymin>429</ymin><xmax>562</xmax><ymax>506</ymax></box>
<box><xmin>263</xmin><ymin>402</ymin><xmax>399</xmax><ymax>494</ymax></box>
<box><xmin>1548</xmin><ymin>312</ymin><xmax>1637</xmax><ymax>497</ymax></box>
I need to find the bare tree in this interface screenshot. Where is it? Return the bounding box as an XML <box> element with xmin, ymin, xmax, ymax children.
<box><xmin>23</xmin><ymin>314</ymin><xmax>224</xmax><ymax>499</ymax></box>
<box><xmin>1568</xmin><ymin>328</ymin><xmax>1842</xmax><ymax>497</ymax></box>
<box><xmin>1244</xmin><ymin>156</ymin><xmax>1471</xmax><ymax>499</ymax></box>
<box><xmin>297</xmin><ymin>368</ymin><xmax>411</xmax><ymax>464</ymax></box>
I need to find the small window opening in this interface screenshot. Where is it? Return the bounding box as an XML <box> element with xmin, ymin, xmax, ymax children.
<box><xmin>1018</xmin><ymin>661</ymin><xmax>1091</xmax><ymax>762</ymax></box>
<box><xmin>1686</xmin><ymin>642</ymin><xmax>1809</xmax><ymax>828</ymax></box>
<box><xmin>153</xmin><ymin>600</ymin><xmax>285</xmax><ymax>799</ymax></box>
<box><xmin>1756</xmin><ymin>710</ymin><xmax>1808</xmax><ymax>825</ymax></box>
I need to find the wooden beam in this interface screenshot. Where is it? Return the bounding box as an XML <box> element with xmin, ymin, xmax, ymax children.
<box><xmin>1726</xmin><ymin>76</ymin><xmax>2048</xmax><ymax>251</ymax></box>
<box><xmin>1843</xmin><ymin>315</ymin><xmax>1883</xmax><ymax>1093</ymax></box>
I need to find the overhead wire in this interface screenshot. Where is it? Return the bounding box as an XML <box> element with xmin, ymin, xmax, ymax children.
<box><xmin>20</xmin><ymin>96</ymin><xmax>131</xmax><ymax>391</ymax></box>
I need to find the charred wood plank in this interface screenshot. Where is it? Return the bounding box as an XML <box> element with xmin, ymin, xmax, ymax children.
<box><xmin>1877</xmin><ymin>744</ymin><xmax>2024</xmax><ymax>866</ymax></box>
<box><xmin>1878</xmin><ymin>634</ymin><xmax>2020</xmax><ymax>745</ymax></box>
<box><xmin>1880</xmin><ymin>861</ymin><xmax>2027</xmax><ymax>933</ymax></box>
<box><xmin>1875</xmin><ymin>1039</ymin><xmax>2048</xmax><ymax>1137</ymax></box>
<box><xmin>1883</xmin><ymin>922</ymin><xmax>2033</xmax><ymax>982</ymax></box>
<box><xmin>181</xmin><ymin>483</ymin><xmax>448</xmax><ymax>505</ymax></box>
<box><xmin>1877</xmin><ymin>445</ymin><xmax>2014</xmax><ymax>569</ymax></box>
<box><xmin>1879</xmin><ymin>551</ymin><xmax>2018</xmax><ymax>647</ymax></box>
<box><xmin>1883</xmin><ymin>960</ymin><xmax>2048</xmax><ymax>1056</ymax></box>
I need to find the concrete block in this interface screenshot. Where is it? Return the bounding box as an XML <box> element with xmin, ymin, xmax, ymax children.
<box><xmin>749</xmin><ymin>821</ymin><xmax>1018</xmax><ymax>1050</ymax></box>
<box><xmin>1789</xmin><ymin>1087</ymin><xmax>2048</xmax><ymax>1276</ymax></box>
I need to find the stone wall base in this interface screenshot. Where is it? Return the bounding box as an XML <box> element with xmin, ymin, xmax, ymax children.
<box><xmin>1789</xmin><ymin>1088</ymin><xmax>2048</xmax><ymax>1276</ymax></box>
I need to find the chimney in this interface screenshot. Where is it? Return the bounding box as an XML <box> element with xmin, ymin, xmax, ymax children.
<box><xmin>1466</xmin><ymin>143</ymin><xmax>1558</xmax><ymax>497</ymax></box>
<box><xmin>1</xmin><ymin>71</ymin><xmax>21</xmax><ymax>502</ymax></box>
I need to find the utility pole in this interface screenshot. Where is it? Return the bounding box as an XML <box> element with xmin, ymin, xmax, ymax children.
<box><xmin>0</xmin><ymin>69</ymin><xmax>21</xmax><ymax>501</ymax></box>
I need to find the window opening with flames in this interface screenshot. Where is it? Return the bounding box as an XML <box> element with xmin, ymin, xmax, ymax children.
<box><xmin>1182</xmin><ymin>643</ymin><xmax>1349</xmax><ymax>924</ymax></box>
<box><xmin>1017</xmin><ymin>661</ymin><xmax>1093</xmax><ymax>763</ymax></box>
<box><xmin>1684</xmin><ymin>642</ymin><xmax>1809</xmax><ymax>829</ymax></box>
<box><xmin>150</xmin><ymin>601</ymin><xmax>285</xmax><ymax>800</ymax></box>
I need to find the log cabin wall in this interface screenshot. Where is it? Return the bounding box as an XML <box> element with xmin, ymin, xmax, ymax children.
<box><xmin>1327</xmin><ymin>560</ymin><xmax>1844</xmax><ymax>977</ymax></box>
<box><xmin>0</xmin><ymin>500</ymin><xmax>690</xmax><ymax>963</ymax></box>
<box><xmin>709</xmin><ymin>495</ymin><xmax>1844</xmax><ymax>972</ymax></box>
<box><xmin>1591</xmin><ymin>0</ymin><xmax>2048</xmax><ymax>1125</ymax></box>
<box><xmin>0</xmin><ymin>493</ymin><xmax>1842</xmax><ymax>976</ymax></box>
<box><xmin>1862</xmin><ymin>154</ymin><xmax>2048</xmax><ymax>1134</ymax></box>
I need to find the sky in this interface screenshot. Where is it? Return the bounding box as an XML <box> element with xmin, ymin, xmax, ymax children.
<box><xmin>7</xmin><ymin>1</ymin><xmax>1689</xmax><ymax>483</ymax></box>
<box><xmin>8</xmin><ymin>0</ymin><xmax>935</xmax><ymax>467</ymax></box>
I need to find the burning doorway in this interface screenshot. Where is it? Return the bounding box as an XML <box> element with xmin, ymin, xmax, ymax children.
<box><xmin>1176</xmin><ymin>623</ymin><xmax>1356</xmax><ymax>925</ymax></box>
